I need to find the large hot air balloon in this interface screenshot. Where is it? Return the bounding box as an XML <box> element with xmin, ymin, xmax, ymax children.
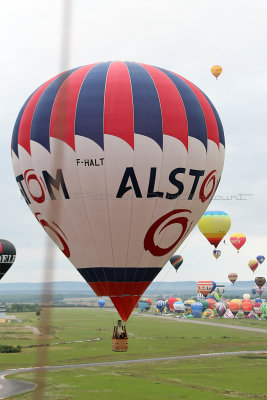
<box><xmin>230</xmin><ymin>233</ymin><xmax>246</xmax><ymax>253</ymax></box>
<box><xmin>211</xmin><ymin>65</ymin><xmax>222</xmax><ymax>79</ymax></box>
<box><xmin>256</xmin><ymin>255</ymin><xmax>265</xmax><ymax>265</ymax></box>
<box><xmin>0</xmin><ymin>239</ymin><xmax>16</xmax><ymax>280</ymax></box>
<box><xmin>228</xmin><ymin>272</ymin><xmax>238</xmax><ymax>284</ymax></box>
<box><xmin>248</xmin><ymin>260</ymin><xmax>259</xmax><ymax>274</ymax></box>
<box><xmin>198</xmin><ymin>211</ymin><xmax>231</xmax><ymax>249</ymax></box>
<box><xmin>11</xmin><ymin>61</ymin><xmax>225</xmax><ymax>324</ymax></box>
<box><xmin>170</xmin><ymin>255</ymin><xmax>183</xmax><ymax>272</ymax></box>
<box><xmin>197</xmin><ymin>281</ymin><xmax>214</xmax><ymax>298</ymax></box>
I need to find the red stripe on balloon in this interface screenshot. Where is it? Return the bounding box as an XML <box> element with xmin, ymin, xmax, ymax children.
<box><xmin>111</xmin><ymin>295</ymin><xmax>140</xmax><ymax>321</ymax></box>
<box><xmin>17</xmin><ymin>75</ymin><xmax>61</xmax><ymax>155</ymax></box>
<box><xmin>50</xmin><ymin>64</ymin><xmax>97</xmax><ymax>150</ymax></box>
<box><xmin>88</xmin><ymin>281</ymin><xmax>151</xmax><ymax>297</ymax></box>
<box><xmin>104</xmin><ymin>61</ymin><xmax>134</xmax><ymax>148</ymax></box>
<box><xmin>140</xmin><ymin>64</ymin><xmax>188</xmax><ymax>150</ymax></box>
<box><xmin>0</xmin><ymin>242</ymin><xmax>2</xmax><ymax>253</ymax></box>
<box><xmin>175</xmin><ymin>74</ymin><xmax>220</xmax><ymax>148</ymax></box>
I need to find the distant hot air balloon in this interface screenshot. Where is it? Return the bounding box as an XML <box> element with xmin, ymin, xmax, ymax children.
<box><xmin>197</xmin><ymin>281</ymin><xmax>214</xmax><ymax>298</ymax></box>
<box><xmin>241</xmin><ymin>301</ymin><xmax>253</xmax><ymax>317</ymax></box>
<box><xmin>253</xmin><ymin>303</ymin><xmax>262</xmax><ymax>317</ymax></box>
<box><xmin>156</xmin><ymin>299</ymin><xmax>165</xmax><ymax>313</ymax></box>
<box><xmin>228</xmin><ymin>301</ymin><xmax>239</xmax><ymax>317</ymax></box>
<box><xmin>255</xmin><ymin>287</ymin><xmax>265</xmax><ymax>297</ymax></box>
<box><xmin>248</xmin><ymin>260</ymin><xmax>259</xmax><ymax>274</ymax></box>
<box><xmin>228</xmin><ymin>272</ymin><xmax>238</xmax><ymax>284</ymax></box>
<box><xmin>255</xmin><ymin>277</ymin><xmax>266</xmax><ymax>289</ymax></box>
<box><xmin>0</xmin><ymin>239</ymin><xmax>16</xmax><ymax>280</ymax></box>
<box><xmin>199</xmin><ymin>300</ymin><xmax>209</xmax><ymax>312</ymax></box>
<box><xmin>215</xmin><ymin>284</ymin><xmax>225</xmax><ymax>296</ymax></box>
<box><xmin>230</xmin><ymin>233</ymin><xmax>246</xmax><ymax>253</ymax></box>
<box><xmin>243</xmin><ymin>293</ymin><xmax>251</xmax><ymax>300</ymax></box>
<box><xmin>98</xmin><ymin>299</ymin><xmax>106</xmax><ymax>308</ymax></box>
<box><xmin>260</xmin><ymin>302</ymin><xmax>267</xmax><ymax>318</ymax></box>
<box><xmin>198</xmin><ymin>211</ymin><xmax>231</xmax><ymax>250</ymax></box>
<box><xmin>216</xmin><ymin>302</ymin><xmax>227</xmax><ymax>317</ymax></box>
<box><xmin>173</xmin><ymin>301</ymin><xmax>185</xmax><ymax>314</ymax></box>
<box><xmin>203</xmin><ymin>309</ymin><xmax>214</xmax><ymax>318</ymax></box>
<box><xmin>139</xmin><ymin>298</ymin><xmax>152</xmax><ymax>312</ymax></box>
<box><xmin>213</xmin><ymin>249</ymin><xmax>221</xmax><ymax>259</ymax></box>
<box><xmin>168</xmin><ymin>297</ymin><xmax>179</xmax><ymax>312</ymax></box>
<box><xmin>170</xmin><ymin>255</ymin><xmax>183</xmax><ymax>272</ymax></box>
<box><xmin>251</xmin><ymin>288</ymin><xmax>257</xmax><ymax>295</ymax></box>
<box><xmin>256</xmin><ymin>255</ymin><xmax>265</xmax><ymax>265</ymax></box>
<box><xmin>11</xmin><ymin>61</ymin><xmax>225</xmax><ymax>326</ymax></box>
<box><xmin>206</xmin><ymin>298</ymin><xmax>216</xmax><ymax>309</ymax></box>
<box><xmin>211</xmin><ymin>65</ymin><xmax>222</xmax><ymax>79</ymax></box>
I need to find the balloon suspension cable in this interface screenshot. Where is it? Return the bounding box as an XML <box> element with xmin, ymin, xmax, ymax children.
<box><xmin>32</xmin><ymin>1</ymin><xmax>72</xmax><ymax>398</ymax></box>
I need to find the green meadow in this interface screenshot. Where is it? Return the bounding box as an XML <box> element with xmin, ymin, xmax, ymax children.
<box><xmin>2</xmin><ymin>308</ymin><xmax>267</xmax><ymax>399</ymax></box>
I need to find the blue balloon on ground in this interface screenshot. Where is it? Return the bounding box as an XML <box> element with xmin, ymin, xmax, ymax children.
<box><xmin>192</xmin><ymin>310</ymin><xmax>202</xmax><ymax>318</ymax></box>
<box><xmin>191</xmin><ymin>302</ymin><xmax>203</xmax><ymax>312</ymax></box>
<box><xmin>98</xmin><ymin>299</ymin><xmax>105</xmax><ymax>308</ymax></box>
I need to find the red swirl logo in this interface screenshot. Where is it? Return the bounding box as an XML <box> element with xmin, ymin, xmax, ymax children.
<box><xmin>144</xmin><ymin>209</ymin><xmax>192</xmax><ymax>257</ymax></box>
<box><xmin>24</xmin><ymin>169</ymin><xmax>46</xmax><ymax>203</ymax></box>
<box><xmin>35</xmin><ymin>213</ymin><xmax>70</xmax><ymax>258</ymax></box>
<box><xmin>199</xmin><ymin>170</ymin><xmax>216</xmax><ymax>203</ymax></box>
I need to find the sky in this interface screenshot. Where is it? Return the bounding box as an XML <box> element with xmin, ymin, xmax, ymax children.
<box><xmin>1</xmin><ymin>0</ymin><xmax>267</xmax><ymax>284</ymax></box>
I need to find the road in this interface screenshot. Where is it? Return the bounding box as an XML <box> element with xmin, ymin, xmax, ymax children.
<box><xmin>1</xmin><ymin>315</ymin><xmax>267</xmax><ymax>398</ymax></box>
<box><xmin>138</xmin><ymin>313</ymin><xmax>267</xmax><ymax>334</ymax></box>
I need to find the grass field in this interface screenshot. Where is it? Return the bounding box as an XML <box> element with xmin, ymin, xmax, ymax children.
<box><xmin>2</xmin><ymin>308</ymin><xmax>267</xmax><ymax>399</ymax></box>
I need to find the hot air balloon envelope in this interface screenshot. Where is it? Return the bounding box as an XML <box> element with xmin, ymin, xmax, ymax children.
<box><xmin>248</xmin><ymin>260</ymin><xmax>258</xmax><ymax>273</ymax></box>
<box><xmin>198</xmin><ymin>211</ymin><xmax>231</xmax><ymax>248</ymax></box>
<box><xmin>230</xmin><ymin>233</ymin><xmax>246</xmax><ymax>252</ymax></box>
<box><xmin>228</xmin><ymin>272</ymin><xmax>238</xmax><ymax>284</ymax></box>
<box><xmin>211</xmin><ymin>65</ymin><xmax>222</xmax><ymax>79</ymax></box>
<box><xmin>11</xmin><ymin>61</ymin><xmax>225</xmax><ymax>322</ymax></box>
<box><xmin>170</xmin><ymin>255</ymin><xmax>183</xmax><ymax>272</ymax></box>
<box><xmin>98</xmin><ymin>299</ymin><xmax>106</xmax><ymax>308</ymax></box>
<box><xmin>255</xmin><ymin>277</ymin><xmax>266</xmax><ymax>289</ymax></box>
<box><xmin>197</xmin><ymin>281</ymin><xmax>214</xmax><ymax>298</ymax></box>
<box><xmin>256</xmin><ymin>255</ymin><xmax>265</xmax><ymax>264</ymax></box>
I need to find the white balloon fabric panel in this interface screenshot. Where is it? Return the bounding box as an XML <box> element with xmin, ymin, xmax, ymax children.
<box><xmin>11</xmin><ymin>61</ymin><xmax>225</xmax><ymax>320</ymax></box>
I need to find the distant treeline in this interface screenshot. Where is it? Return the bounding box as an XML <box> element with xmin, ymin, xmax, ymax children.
<box><xmin>6</xmin><ymin>303</ymin><xmax>40</xmax><ymax>313</ymax></box>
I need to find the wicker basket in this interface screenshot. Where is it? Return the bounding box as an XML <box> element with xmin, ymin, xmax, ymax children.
<box><xmin>112</xmin><ymin>338</ymin><xmax>128</xmax><ymax>352</ymax></box>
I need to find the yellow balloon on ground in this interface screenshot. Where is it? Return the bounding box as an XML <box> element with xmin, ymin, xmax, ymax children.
<box><xmin>211</xmin><ymin>65</ymin><xmax>222</xmax><ymax>79</ymax></box>
<box><xmin>198</xmin><ymin>211</ymin><xmax>231</xmax><ymax>248</ymax></box>
<box><xmin>232</xmin><ymin>299</ymin><xmax>242</xmax><ymax>306</ymax></box>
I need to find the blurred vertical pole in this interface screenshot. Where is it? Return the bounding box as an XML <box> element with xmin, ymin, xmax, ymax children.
<box><xmin>32</xmin><ymin>1</ymin><xmax>72</xmax><ymax>398</ymax></box>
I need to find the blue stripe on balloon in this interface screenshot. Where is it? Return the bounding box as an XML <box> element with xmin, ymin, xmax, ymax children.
<box><xmin>77</xmin><ymin>267</ymin><xmax>161</xmax><ymax>282</ymax></box>
<box><xmin>158</xmin><ymin>68</ymin><xmax>207</xmax><ymax>150</ymax></box>
<box><xmin>12</xmin><ymin>91</ymin><xmax>36</xmax><ymax>157</ymax></box>
<box><xmin>125</xmin><ymin>62</ymin><xmax>163</xmax><ymax>149</ymax></box>
<box><xmin>200</xmin><ymin>90</ymin><xmax>225</xmax><ymax>147</ymax></box>
<box><xmin>75</xmin><ymin>62</ymin><xmax>111</xmax><ymax>149</ymax></box>
<box><xmin>30</xmin><ymin>68</ymin><xmax>77</xmax><ymax>152</ymax></box>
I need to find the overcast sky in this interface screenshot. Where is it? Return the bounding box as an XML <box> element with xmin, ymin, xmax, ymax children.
<box><xmin>1</xmin><ymin>0</ymin><xmax>267</xmax><ymax>286</ymax></box>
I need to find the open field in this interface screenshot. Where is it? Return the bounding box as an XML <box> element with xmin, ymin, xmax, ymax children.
<box><xmin>0</xmin><ymin>308</ymin><xmax>267</xmax><ymax>398</ymax></box>
<box><xmin>1</xmin><ymin>308</ymin><xmax>267</xmax><ymax>371</ymax></box>
<box><xmin>11</xmin><ymin>354</ymin><xmax>267</xmax><ymax>400</ymax></box>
